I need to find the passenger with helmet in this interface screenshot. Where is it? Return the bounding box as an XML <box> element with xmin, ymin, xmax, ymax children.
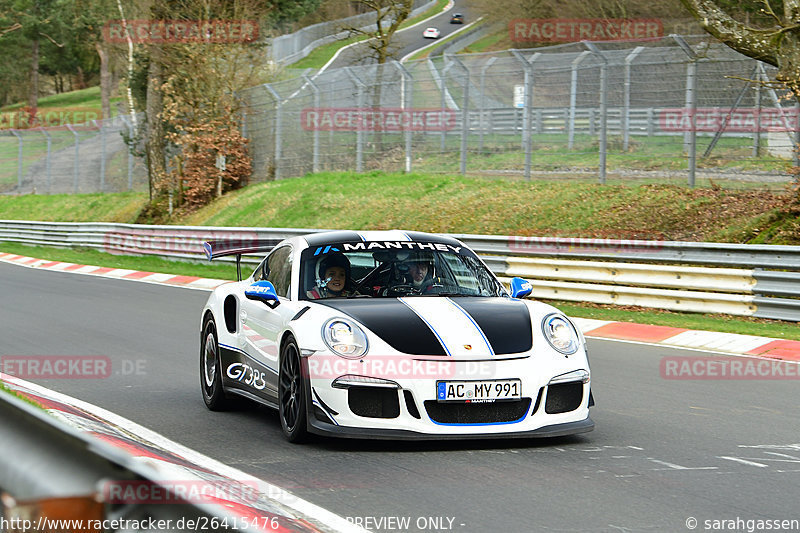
<box><xmin>307</xmin><ymin>252</ymin><xmax>352</xmax><ymax>299</ymax></box>
<box><xmin>403</xmin><ymin>252</ymin><xmax>436</xmax><ymax>294</ymax></box>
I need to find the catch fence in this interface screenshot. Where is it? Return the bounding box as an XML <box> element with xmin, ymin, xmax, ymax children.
<box><xmin>241</xmin><ymin>34</ymin><xmax>799</xmax><ymax>188</ymax></box>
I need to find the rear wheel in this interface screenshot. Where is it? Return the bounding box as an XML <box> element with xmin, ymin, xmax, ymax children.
<box><xmin>201</xmin><ymin>316</ymin><xmax>234</xmax><ymax>410</ymax></box>
<box><xmin>279</xmin><ymin>337</ymin><xmax>308</xmax><ymax>443</ymax></box>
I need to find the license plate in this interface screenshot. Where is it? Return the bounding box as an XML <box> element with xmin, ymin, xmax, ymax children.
<box><xmin>436</xmin><ymin>379</ymin><xmax>522</xmax><ymax>402</ymax></box>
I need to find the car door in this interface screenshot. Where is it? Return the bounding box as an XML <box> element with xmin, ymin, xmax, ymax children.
<box><xmin>238</xmin><ymin>245</ymin><xmax>295</xmax><ymax>401</ymax></box>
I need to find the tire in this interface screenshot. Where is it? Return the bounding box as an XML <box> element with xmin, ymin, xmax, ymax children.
<box><xmin>279</xmin><ymin>337</ymin><xmax>308</xmax><ymax>443</ymax></box>
<box><xmin>200</xmin><ymin>315</ymin><xmax>235</xmax><ymax>411</ymax></box>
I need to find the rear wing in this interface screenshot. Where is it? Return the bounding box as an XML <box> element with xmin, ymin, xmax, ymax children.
<box><xmin>203</xmin><ymin>238</ymin><xmax>282</xmax><ymax>281</ymax></box>
<box><xmin>203</xmin><ymin>239</ymin><xmax>281</xmax><ymax>261</ymax></box>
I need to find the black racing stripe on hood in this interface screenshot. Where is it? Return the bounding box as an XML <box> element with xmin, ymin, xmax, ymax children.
<box><xmin>453</xmin><ymin>298</ymin><xmax>532</xmax><ymax>355</ymax></box>
<box><xmin>315</xmin><ymin>299</ymin><xmax>447</xmax><ymax>356</ymax></box>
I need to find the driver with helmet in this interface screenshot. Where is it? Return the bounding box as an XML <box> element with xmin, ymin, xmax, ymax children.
<box><xmin>401</xmin><ymin>252</ymin><xmax>436</xmax><ymax>294</ymax></box>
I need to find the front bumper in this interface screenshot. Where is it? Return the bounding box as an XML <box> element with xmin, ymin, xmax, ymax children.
<box><xmin>307</xmin><ymin>415</ymin><xmax>594</xmax><ymax>440</ymax></box>
<box><xmin>304</xmin><ymin>353</ymin><xmax>592</xmax><ymax>439</ymax></box>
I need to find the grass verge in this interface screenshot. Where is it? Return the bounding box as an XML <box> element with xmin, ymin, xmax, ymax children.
<box><xmin>0</xmin><ymin>241</ymin><xmax>239</xmax><ymax>281</ymax></box>
<box><xmin>0</xmin><ymin>241</ymin><xmax>797</xmax><ymax>340</ymax></box>
<box><xmin>0</xmin><ymin>172</ymin><xmax>795</xmax><ymax>243</ymax></box>
<box><xmin>0</xmin><ymin>380</ymin><xmax>47</xmax><ymax>410</ymax></box>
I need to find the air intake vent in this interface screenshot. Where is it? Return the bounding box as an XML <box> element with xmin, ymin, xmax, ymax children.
<box><xmin>424</xmin><ymin>398</ymin><xmax>531</xmax><ymax>424</ymax></box>
<box><xmin>348</xmin><ymin>387</ymin><xmax>400</xmax><ymax>419</ymax></box>
<box><xmin>545</xmin><ymin>382</ymin><xmax>583</xmax><ymax>414</ymax></box>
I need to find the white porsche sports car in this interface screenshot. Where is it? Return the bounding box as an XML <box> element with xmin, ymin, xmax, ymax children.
<box><xmin>200</xmin><ymin>230</ymin><xmax>594</xmax><ymax>442</ymax></box>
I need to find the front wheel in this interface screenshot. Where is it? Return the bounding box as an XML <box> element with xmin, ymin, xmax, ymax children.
<box><xmin>200</xmin><ymin>316</ymin><xmax>235</xmax><ymax>411</ymax></box>
<box><xmin>279</xmin><ymin>337</ymin><xmax>308</xmax><ymax>443</ymax></box>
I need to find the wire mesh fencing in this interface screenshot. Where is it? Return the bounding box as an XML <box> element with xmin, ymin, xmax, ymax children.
<box><xmin>241</xmin><ymin>34</ymin><xmax>799</xmax><ymax>190</ymax></box>
<box><xmin>0</xmin><ymin>114</ymin><xmax>148</xmax><ymax>195</ymax></box>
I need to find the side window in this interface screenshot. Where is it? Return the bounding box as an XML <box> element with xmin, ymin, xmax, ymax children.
<box><xmin>266</xmin><ymin>246</ymin><xmax>293</xmax><ymax>298</ymax></box>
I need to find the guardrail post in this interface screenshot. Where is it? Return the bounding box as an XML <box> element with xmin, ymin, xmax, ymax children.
<box><xmin>38</xmin><ymin>127</ymin><xmax>52</xmax><ymax>193</ymax></box>
<box><xmin>447</xmin><ymin>55</ymin><xmax>470</xmax><ymax>175</ymax></box>
<box><xmin>66</xmin><ymin>124</ymin><xmax>80</xmax><ymax>193</ymax></box>
<box><xmin>672</xmin><ymin>34</ymin><xmax>698</xmax><ymax>188</ymax></box>
<box><xmin>479</xmin><ymin>56</ymin><xmax>497</xmax><ymax>153</ymax></box>
<box><xmin>302</xmin><ymin>74</ymin><xmax>321</xmax><ymax>174</ymax></box>
<box><xmin>568</xmin><ymin>51</ymin><xmax>590</xmax><ymax>150</ymax></box>
<box><xmin>10</xmin><ymin>129</ymin><xmax>23</xmax><ymax>192</ymax></box>
<box><xmin>624</xmin><ymin>47</ymin><xmax>644</xmax><ymax>152</ymax></box>
<box><xmin>263</xmin><ymin>84</ymin><xmax>283</xmax><ymax>180</ymax></box>
<box><xmin>345</xmin><ymin>67</ymin><xmax>365</xmax><ymax>172</ymax></box>
<box><xmin>394</xmin><ymin>61</ymin><xmax>414</xmax><ymax>173</ymax></box>
<box><xmin>583</xmin><ymin>41</ymin><xmax>607</xmax><ymax>184</ymax></box>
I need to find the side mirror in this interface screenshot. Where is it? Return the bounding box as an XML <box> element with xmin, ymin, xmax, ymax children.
<box><xmin>245</xmin><ymin>281</ymin><xmax>280</xmax><ymax>309</ymax></box>
<box><xmin>510</xmin><ymin>277</ymin><xmax>533</xmax><ymax>299</ymax></box>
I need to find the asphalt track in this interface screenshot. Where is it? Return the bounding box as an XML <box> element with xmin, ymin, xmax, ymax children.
<box><xmin>2</xmin><ymin>261</ymin><xmax>800</xmax><ymax>533</ymax></box>
<box><xmin>326</xmin><ymin>1</ymin><xmax>474</xmax><ymax>70</ymax></box>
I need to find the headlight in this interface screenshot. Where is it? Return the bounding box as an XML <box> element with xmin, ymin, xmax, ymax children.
<box><xmin>322</xmin><ymin>318</ymin><xmax>368</xmax><ymax>358</ymax></box>
<box><xmin>542</xmin><ymin>314</ymin><xmax>580</xmax><ymax>355</ymax></box>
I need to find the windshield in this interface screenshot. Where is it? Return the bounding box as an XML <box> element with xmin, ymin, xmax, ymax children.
<box><xmin>300</xmin><ymin>243</ymin><xmax>506</xmax><ymax>300</ymax></box>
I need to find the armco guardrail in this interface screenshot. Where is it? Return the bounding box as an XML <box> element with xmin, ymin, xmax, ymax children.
<box><xmin>1</xmin><ymin>221</ymin><xmax>798</xmax><ymax>321</ymax></box>
<box><xmin>0</xmin><ymin>375</ymin><xmax>363</xmax><ymax>533</ymax></box>
<box><xmin>0</xmin><ymin>388</ymin><xmax>251</xmax><ymax>532</ymax></box>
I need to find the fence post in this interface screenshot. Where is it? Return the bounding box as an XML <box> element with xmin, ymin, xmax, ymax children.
<box><xmin>584</xmin><ymin>41</ymin><xmax>607</xmax><ymax>185</ymax></box>
<box><xmin>479</xmin><ymin>57</ymin><xmax>497</xmax><ymax>153</ymax></box>
<box><xmin>753</xmin><ymin>63</ymin><xmax>763</xmax><ymax>158</ymax></box>
<box><xmin>66</xmin><ymin>124</ymin><xmax>80</xmax><ymax>193</ymax></box>
<box><xmin>569</xmin><ymin>50</ymin><xmax>591</xmax><ymax>150</ymax></box>
<box><xmin>38</xmin><ymin>127</ymin><xmax>51</xmax><ymax>194</ymax></box>
<box><xmin>393</xmin><ymin>61</ymin><xmax>414</xmax><ymax>173</ymax></box>
<box><xmin>673</xmin><ymin>35</ymin><xmax>698</xmax><ymax>188</ymax></box>
<box><xmin>123</xmin><ymin>116</ymin><xmax>134</xmax><ymax>190</ymax></box>
<box><xmin>345</xmin><ymin>67</ymin><xmax>365</xmax><ymax>172</ymax></box>
<box><xmin>263</xmin><ymin>84</ymin><xmax>283</xmax><ymax>180</ymax></box>
<box><xmin>795</xmin><ymin>100</ymin><xmax>800</xmax><ymax>167</ymax></box>
<box><xmin>447</xmin><ymin>55</ymin><xmax>470</xmax><ymax>175</ymax></box>
<box><xmin>512</xmin><ymin>50</ymin><xmax>535</xmax><ymax>180</ymax></box>
<box><xmin>302</xmin><ymin>74</ymin><xmax>321</xmax><ymax>174</ymax></box>
<box><xmin>440</xmin><ymin>60</ymin><xmax>456</xmax><ymax>153</ymax></box>
<box><xmin>624</xmin><ymin>47</ymin><xmax>644</xmax><ymax>152</ymax></box>
<box><xmin>94</xmin><ymin>120</ymin><xmax>106</xmax><ymax>192</ymax></box>
<box><xmin>10</xmin><ymin>130</ymin><xmax>23</xmax><ymax>192</ymax></box>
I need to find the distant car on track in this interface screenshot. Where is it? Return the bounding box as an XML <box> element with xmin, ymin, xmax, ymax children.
<box><xmin>423</xmin><ymin>27</ymin><xmax>441</xmax><ymax>39</ymax></box>
<box><xmin>450</xmin><ymin>13</ymin><xmax>464</xmax><ymax>24</ymax></box>
<box><xmin>200</xmin><ymin>230</ymin><xmax>594</xmax><ymax>442</ymax></box>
